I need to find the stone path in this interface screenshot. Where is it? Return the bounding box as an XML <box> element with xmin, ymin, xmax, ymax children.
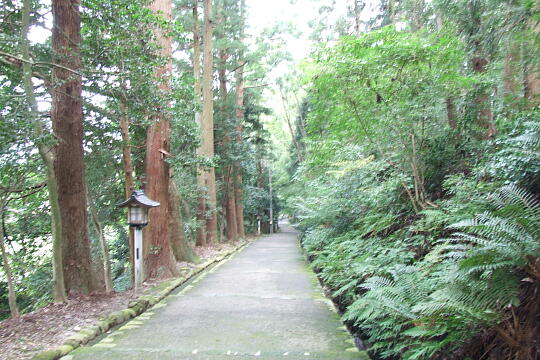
<box><xmin>65</xmin><ymin>223</ymin><xmax>369</xmax><ymax>360</ymax></box>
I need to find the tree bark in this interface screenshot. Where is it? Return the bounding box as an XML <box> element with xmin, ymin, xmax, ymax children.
<box><xmin>446</xmin><ymin>96</ymin><xmax>457</xmax><ymax>129</ymax></box>
<box><xmin>503</xmin><ymin>43</ymin><xmax>520</xmax><ymax>98</ymax></box>
<box><xmin>353</xmin><ymin>0</ymin><xmax>364</xmax><ymax>35</ymax></box>
<box><xmin>118</xmin><ymin>73</ymin><xmax>136</xmax><ymax>283</ymax></box>
<box><xmin>168</xmin><ymin>180</ymin><xmax>199</xmax><ymax>262</ymax></box>
<box><xmin>193</xmin><ymin>2</ymin><xmax>207</xmax><ymax>247</ymax></box>
<box><xmin>387</xmin><ymin>0</ymin><xmax>396</xmax><ymax>24</ymax></box>
<box><xmin>279</xmin><ymin>87</ymin><xmax>304</xmax><ymax>163</ymax></box>
<box><xmin>224</xmin><ymin>166</ymin><xmax>238</xmax><ymax>242</ymax></box>
<box><xmin>202</xmin><ymin>0</ymin><xmax>218</xmax><ymax>244</ymax></box>
<box><xmin>218</xmin><ymin>38</ymin><xmax>238</xmax><ymax>242</ymax></box>
<box><xmin>0</xmin><ymin>202</ymin><xmax>19</xmax><ymax>318</ymax></box>
<box><xmin>234</xmin><ymin>0</ymin><xmax>246</xmax><ymax>239</ymax></box>
<box><xmin>524</xmin><ymin>20</ymin><xmax>540</xmax><ymax>107</ymax></box>
<box><xmin>51</xmin><ymin>0</ymin><xmax>94</xmax><ymax>295</ymax></box>
<box><xmin>20</xmin><ymin>0</ymin><xmax>67</xmax><ymax>303</ymax></box>
<box><xmin>143</xmin><ymin>0</ymin><xmax>178</xmax><ymax>279</ymax></box>
<box><xmin>472</xmin><ymin>56</ymin><xmax>496</xmax><ymax>139</ymax></box>
<box><xmin>87</xmin><ymin>190</ymin><xmax>113</xmax><ymax>293</ymax></box>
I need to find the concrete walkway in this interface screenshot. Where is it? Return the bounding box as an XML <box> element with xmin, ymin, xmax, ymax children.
<box><xmin>66</xmin><ymin>224</ymin><xmax>369</xmax><ymax>360</ymax></box>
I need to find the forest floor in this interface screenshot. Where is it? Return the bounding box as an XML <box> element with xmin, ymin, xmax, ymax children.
<box><xmin>0</xmin><ymin>242</ymin><xmax>242</xmax><ymax>360</ymax></box>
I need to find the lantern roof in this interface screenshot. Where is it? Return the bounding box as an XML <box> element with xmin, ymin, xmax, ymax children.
<box><xmin>117</xmin><ymin>190</ymin><xmax>160</xmax><ymax>208</ymax></box>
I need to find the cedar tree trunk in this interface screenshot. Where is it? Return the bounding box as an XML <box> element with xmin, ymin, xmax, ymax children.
<box><xmin>143</xmin><ymin>0</ymin><xmax>178</xmax><ymax>279</ymax></box>
<box><xmin>51</xmin><ymin>0</ymin><xmax>94</xmax><ymax>295</ymax></box>
<box><xmin>202</xmin><ymin>0</ymin><xmax>218</xmax><ymax>244</ymax></box>
<box><xmin>193</xmin><ymin>2</ymin><xmax>207</xmax><ymax>246</ymax></box>
<box><xmin>168</xmin><ymin>180</ymin><xmax>199</xmax><ymax>262</ymax></box>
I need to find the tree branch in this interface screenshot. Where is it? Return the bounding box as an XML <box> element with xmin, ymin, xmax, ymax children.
<box><xmin>0</xmin><ymin>50</ymin><xmax>82</xmax><ymax>76</ymax></box>
<box><xmin>0</xmin><ymin>181</ymin><xmax>47</xmax><ymax>194</ymax></box>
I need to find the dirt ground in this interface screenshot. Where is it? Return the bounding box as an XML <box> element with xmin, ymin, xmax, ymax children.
<box><xmin>0</xmin><ymin>242</ymin><xmax>241</xmax><ymax>360</ymax></box>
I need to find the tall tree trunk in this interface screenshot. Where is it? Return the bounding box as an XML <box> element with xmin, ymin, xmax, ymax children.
<box><xmin>387</xmin><ymin>0</ymin><xmax>396</xmax><ymax>24</ymax></box>
<box><xmin>504</xmin><ymin>43</ymin><xmax>520</xmax><ymax>98</ymax></box>
<box><xmin>234</xmin><ymin>61</ymin><xmax>246</xmax><ymax>238</ymax></box>
<box><xmin>353</xmin><ymin>0</ymin><xmax>364</xmax><ymax>35</ymax></box>
<box><xmin>119</xmin><ymin>75</ymin><xmax>135</xmax><ymax>284</ymax></box>
<box><xmin>168</xmin><ymin>180</ymin><xmax>199</xmax><ymax>262</ymax></box>
<box><xmin>20</xmin><ymin>0</ymin><xmax>67</xmax><ymax>303</ymax></box>
<box><xmin>0</xmin><ymin>202</ymin><xmax>19</xmax><ymax>318</ymax></box>
<box><xmin>524</xmin><ymin>62</ymin><xmax>540</xmax><ymax>106</ymax></box>
<box><xmin>524</xmin><ymin>20</ymin><xmax>540</xmax><ymax>107</ymax></box>
<box><xmin>446</xmin><ymin>96</ymin><xmax>457</xmax><ymax>129</ymax></box>
<box><xmin>411</xmin><ymin>0</ymin><xmax>425</xmax><ymax>31</ymax></box>
<box><xmin>472</xmin><ymin>56</ymin><xmax>496</xmax><ymax>139</ymax></box>
<box><xmin>218</xmin><ymin>41</ymin><xmax>238</xmax><ymax>242</ymax></box>
<box><xmin>202</xmin><ymin>0</ymin><xmax>218</xmax><ymax>244</ymax></box>
<box><xmin>51</xmin><ymin>0</ymin><xmax>94</xmax><ymax>295</ymax></box>
<box><xmin>234</xmin><ymin>0</ymin><xmax>246</xmax><ymax>239</ymax></box>
<box><xmin>143</xmin><ymin>0</ymin><xmax>178</xmax><ymax>279</ymax></box>
<box><xmin>87</xmin><ymin>191</ymin><xmax>113</xmax><ymax>293</ymax></box>
<box><xmin>193</xmin><ymin>2</ymin><xmax>207</xmax><ymax>247</ymax></box>
<box><xmin>279</xmin><ymin>87</ymin><xmax>304</xmax><ymax>163</ymax></box>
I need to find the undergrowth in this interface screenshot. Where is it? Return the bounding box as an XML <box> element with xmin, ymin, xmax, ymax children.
<box><xmin>292</xmin><ymin>120</ymin><xmax>540</xmax><ymax>359</ymax></box>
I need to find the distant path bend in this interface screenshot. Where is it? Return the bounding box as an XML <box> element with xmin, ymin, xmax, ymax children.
<box><xmin>67</xmin><ymin>222</ymin><xmax>369</xmax><ymax>359</ymax></box>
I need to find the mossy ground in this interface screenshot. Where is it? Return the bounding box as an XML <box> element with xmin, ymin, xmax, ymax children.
<box><xmin>65</xmin><ymin>225</ymin><xmax>369</xmax><ymax>360</ymax></box>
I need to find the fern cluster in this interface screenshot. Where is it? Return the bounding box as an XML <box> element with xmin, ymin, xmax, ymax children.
<box><xmin>302</xmin><ymin>184</ymin><xmax>539</xmax><ymax>359</ymax></box>
<box><xmin>292</xmin><ymin>120</ymin><xmax>540</xmax><ymax>359</ymax></box>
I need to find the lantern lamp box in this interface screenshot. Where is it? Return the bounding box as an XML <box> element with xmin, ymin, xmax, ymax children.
<box><xmin>117</xmin><ymin>190</ymin><xmax>160</xmax><ymax>228</ymax></box>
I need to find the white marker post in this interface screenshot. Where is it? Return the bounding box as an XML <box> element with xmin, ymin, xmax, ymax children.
<box><xmin>117</xmin><ymin>190</ymin><xmax>160</xmax><ymax>289</ymax></box>
<box><xmin>133</xmin><ymin>226</ymin><xmax>143</xmax><ymax>288</ymax></box>
<box><xmin>269</xmin><ymin>166</ymin><xmax>273</xmax><ymax>234</ymax></box>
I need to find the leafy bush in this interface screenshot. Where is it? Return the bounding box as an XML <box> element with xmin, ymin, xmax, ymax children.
<box><xmin>330</xmin><ymin>185</ymin><xmax>539</xmax><ymax>359</ymax></box>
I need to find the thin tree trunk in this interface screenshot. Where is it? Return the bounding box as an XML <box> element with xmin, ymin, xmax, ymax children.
<box><xmin>504</xmin><ymin>43</ymin><xmax>520</xmax><ymax>98</ymax></box>
<box><xmin>234</xmin><ymin>0</ymin><xmax>246</xmax><ymax>239</ymax></box>
<box><xmin>234</xmin><ymin>63</ymin><xmax>245</xmax><ymax>238</ymax></box>
<box><xmin>144</xmin><ymin>0</ymin><xmax>178</xmax><ymax>279</ymax></box>
<box><xmin>20</xmin><ymin>0</ymin><xmax>67</xmax><ymax>303</ymax></box>
<box><xmin>168</xmin><ymin>180</ymin><xmax>199</xmax><ymax>262</ymax></box>
<box><xmin>472</xmin><ymin>56</ymin><xmax>496</xmax><ymax>139</ymax></box>
<box><xmin>292</xmin><ymin>93</ymin><xmax>308</xmax><ymax>139</ymax></box>
<box><xmin>353</xmin><ymin>0</ymin><xmax>364</xmax><ymax>35</ymax></box>
<box><xmin>224</xmin><ymin>166</ymin><xmax>238</xmax><ymax>242</ymax></box>
<box><xmin>118</xmin><ymin>76</ymin><xmax>135</xmax><ymax>284</ymax></box>
<box><xmin>387</xmin><ymin>0</ymin><xmax>396</xmax><ymax>24</ymax></box>
<box><xmin>193</xmin><ymin>2</ymin><xmax>207</xmax><ymax>247</ymax></box>
<box><xmin>0</xmin><ymin>202</ymin><xmax>19</xmax><ymax>318</ymax></box>
<box><xmin>269</xmin><ymin>166</ymin><xmax>274</xmax><ymax>233</ymax></box>
<box><xmin>446</xmin><ymin>96</ymin><xmax>457</xmax><ymax>129</ymax></box>
<box><xmin>411</xmin><ymin>0</ymin><xmax>425</xmax><ymax>31</ymax></box>
<box><xmin>218</xmin><ymin>39</ymin><xmax>238</xmax><ymax>242</ymax></box>
<box><xmin>524</xmin><ymin>62</ymin><xmax>540</xmax><ymax>106</ymax></box>
<box><xmin>119</xmin><ymin>87</ymin><xmax>135</xmax><ymax>199</ymax></box>
<box><xmin>202</xmin><ymin>0</ymin><xmax>218</xmax><ymax>244</ymax></box>
<box><xmin>87</xmin><ymin>191</ymin><xmax>113</xmax><ymax>293</ymax></box>
<box><xmin>524</xmin><ymin>21</ymin><xmax>540</xmax><ymax>107</ymax></box>
<box><xmin>279</xmin><ymin>87</ymin><xmax>304</xmax><ymax>163</ymax></box>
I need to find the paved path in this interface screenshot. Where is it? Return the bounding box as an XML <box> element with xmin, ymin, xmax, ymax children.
<box><xmin>66</xmin><ymin>224</ymin><xmax>369</xmax><ymax>360</ymax></box>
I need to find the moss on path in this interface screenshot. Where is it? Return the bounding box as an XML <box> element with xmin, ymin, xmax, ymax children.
<box><xmin>64</xmin><ymin>225</ymin><xmax>370</xmax><ymax>360</ymax></box>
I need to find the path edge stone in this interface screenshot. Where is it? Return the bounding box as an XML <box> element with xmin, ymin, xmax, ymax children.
<box><xmin>295</xmin><ymin>227</ymin><xmax>372</xmax><ymax>360</ymax></box>
<box><xmin>31</xmin><ymin>239</ymin><xmax>254</xmax><ymax>360</ymax></box>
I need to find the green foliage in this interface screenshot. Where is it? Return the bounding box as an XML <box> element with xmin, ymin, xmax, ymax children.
<box><xmin>298</xmin><ymin>180</ymin><xmax>539</xmax><ymax>359</ymax></box>
<box><xmin>284</xmin><ymin>3</ymin><xmax>540</xmax><ymax>357</ymax></box>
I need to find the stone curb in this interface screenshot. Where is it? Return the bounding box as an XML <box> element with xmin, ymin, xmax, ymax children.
<box><xmin>297</xmin><ymin>232</ymin><xmax>372</xmax><ymax>359</ymax></box>
<box><xmin>31</xmin><ymin>239</ymin><xmax>253</xmax><ymax>360</ymax></box>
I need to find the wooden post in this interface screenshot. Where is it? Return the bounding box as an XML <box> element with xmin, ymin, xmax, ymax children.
<box><xmin>134</xmin><ymin>227</ymin><xmax>143</xmax><ymax>288</ymax></box>
<box><xmin>269</xmin><ymin>166</ymin><xmax>273</xmax><ymax>234</ymax></box>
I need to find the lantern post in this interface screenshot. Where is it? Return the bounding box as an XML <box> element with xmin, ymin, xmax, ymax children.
<box><xmin>117</xmin><ymin>190</ymin><xmax>160</xmax><ymax>288</ymax></box>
